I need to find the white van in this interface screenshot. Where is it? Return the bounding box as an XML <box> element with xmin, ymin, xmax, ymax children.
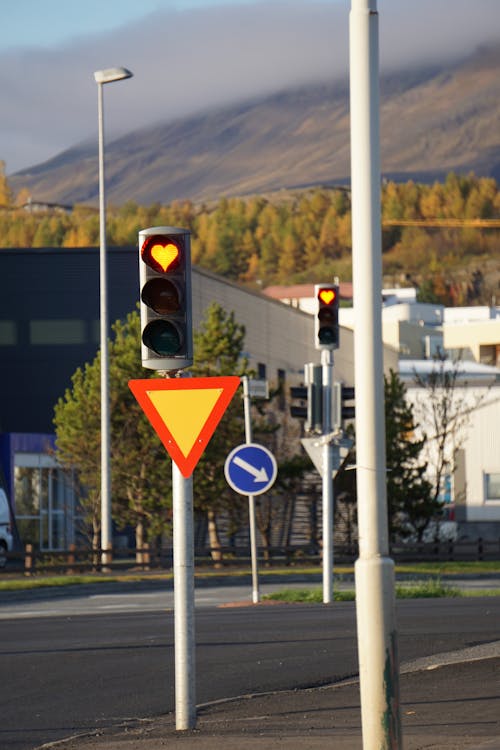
<box><xmin>0</xmin><ymin>488</ymin><xmax>13</xmax><ymax>569</ymax></box>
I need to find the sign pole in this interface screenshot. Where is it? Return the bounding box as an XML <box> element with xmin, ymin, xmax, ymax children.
<box><xmin>129</xmin><ymin>376</ymin><xmax>241</xmax><ymax>733</ymax></box>
<box><xmin>321</xmin><ymin>349</ymin><xmax>334</xmax><ymax>603</ymax></box>
<box><xmin>242</xmin><ymin>376</ymin><xmax>260</xmax><ymax>604</ymax></box>
<box><xmin>172</xmin><ymin>461</ymin><xmax>196</xmax><ymax>730</ymax></box>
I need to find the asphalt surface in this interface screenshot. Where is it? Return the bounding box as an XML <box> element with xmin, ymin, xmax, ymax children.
<box><xmin>40</xmin><ymin>641</ymin><xmax>500</xmax><ymax>750</ymax></box>
<box><xmin>2</xmin><ymin>573</ymin><xmax>498</xmax><ymax>750</ymax></box>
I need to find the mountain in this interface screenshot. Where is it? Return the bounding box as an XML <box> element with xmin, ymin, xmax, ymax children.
<box><xmin>9</xmin><ymin>43</ymin><xmax>500</xmax><ymax>206</ymax></box>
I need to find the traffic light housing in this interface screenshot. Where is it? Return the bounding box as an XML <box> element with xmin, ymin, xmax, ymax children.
<box><xmin>314</xmin><ymin>283</ymin><xmax>339</xmax><ymax>350</ymax></box>
<box><xmin>139</xmin><ymin>226</ymin><xmax>193</xmax><ymax>372</ymax></box>
<box><xmin>332</xmin><ymin>383</ymin><xmax>355</xmax><ymax>429</ymax></box>
<box><xmin>290</xmin><ymin>363</ymin><xmax>322</xmax><ymax>433</ymax></box>
<box><xmin>290</xmin><ymin>385</ymin><xmax>307</xmax><ymax>421</ymax></box>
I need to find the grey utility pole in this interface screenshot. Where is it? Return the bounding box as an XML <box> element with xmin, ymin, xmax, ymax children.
<box><xmin>94</xmin><ymin>66</ymin><xmax>133</xmax><ymax>567</ymax></box>
<box><xmin>349</xmin><ymin>1</ymin><xmax>402</xmax><ymax>748</ymax></box>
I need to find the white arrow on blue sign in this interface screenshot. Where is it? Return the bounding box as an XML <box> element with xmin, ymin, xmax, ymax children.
<box><xmin>224</xmin><ymin>442</ymin><xmax>277</xmax><ymax>496</ymax></box>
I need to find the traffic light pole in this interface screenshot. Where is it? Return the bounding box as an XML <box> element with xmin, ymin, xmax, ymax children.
<box><xmin>350</xmin><ymin>1</ymin><xmax>402</xmax><ymax>747</ymax></box>
<box><xmin>321</xmin><ymin>349</ymin><xmax>334</xmax><ymax>604</ymax></box>
<box><xmin>172</xmin><ymin>462</ymin><xmax>196</xmax><ymax>730</ymax></box>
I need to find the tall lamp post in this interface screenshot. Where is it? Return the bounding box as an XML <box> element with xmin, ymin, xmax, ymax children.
<box><xmin>93</xmin><ymin>66</ymin><xmax>133</xmax><ymax>566</ymax></box>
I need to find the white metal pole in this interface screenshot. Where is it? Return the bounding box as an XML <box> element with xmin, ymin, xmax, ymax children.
<box><xmin>97</xmin><ymin>81</ymin><xmax>112</xmax><ymax>568</ymax></box>
<box><xmin>349</xmin><ymin>1</ymin><xmax>402</xmax><ymax>748</ymax></box>
<box><xmin>242</xmin><ymin>377</ymin><xmax>260</xmax><ymax>603</ymax></box>
<box><xmin>321</xmin><ymin>349</ymin><xmax>334</xmax><ymax>604</ymax></box>
<box><xmin>172</xmin><ymin>462</ymin><xmax>196</xmax><ymax>730</ymax></box>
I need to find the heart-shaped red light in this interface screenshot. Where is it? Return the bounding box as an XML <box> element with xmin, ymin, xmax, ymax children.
<box><xmin>150</xmin><ymin>242</ymin><xmax>180</xmax><ymax>272</ymax></box>
<box><xmin>319</xmin><ymin>289</ymin><xmax>336</xmax><ymax>305</ymax></box>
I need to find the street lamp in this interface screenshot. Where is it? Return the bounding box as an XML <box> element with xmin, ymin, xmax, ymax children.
<box><xmin>94</xmin><ymin>66</ymin><xmax>133</xmax><ymax>567</ymax></box>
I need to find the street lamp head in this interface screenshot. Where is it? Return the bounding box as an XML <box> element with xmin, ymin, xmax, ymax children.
<box><xmin>94</xmin><ymin>67</ymin><xmax>133</xmax><ymax>85</ymax></box>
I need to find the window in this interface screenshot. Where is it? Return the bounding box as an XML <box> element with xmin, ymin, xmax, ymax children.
<box><xmin>277</xmin><ymin>368</ymin><xmax>286</xmax><ymax>410</ymax></box>
<box><xmin>14</xmin><ymin>452</ymin><xmax>80</xmax><ymax>550</ymax></box>
<box><xmin>0</xmin><ymin>321</ymin><xmax>16</xmax><ymax>345</ymax></box>
<box><xmin>438</xmin><ymin>474</ymin><xmax>453</xmax><ymax>505</ymax></box>
<box><xmin>30</xmin><ymin>319</ymin><xmax>86</xmax><ymax>345</ymax></box>
<box><xmin>485</xmin><ymin>473</ymin><xmax>500</xmax><ymax>501</ymax></box>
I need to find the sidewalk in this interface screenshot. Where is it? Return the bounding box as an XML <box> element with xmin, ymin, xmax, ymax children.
<box><xmin>44</xmin><ymin>655</ymin><xmax>500</xmax><ymax>750</ymax></box>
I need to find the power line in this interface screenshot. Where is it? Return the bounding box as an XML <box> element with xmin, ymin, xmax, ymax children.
<box><xmin>383</xmin><ymin>218</ymin><xmax>500</xmax><ymax>228</ymax></box>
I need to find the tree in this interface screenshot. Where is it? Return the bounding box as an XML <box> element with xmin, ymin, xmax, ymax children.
<box><xmin>107</xmin><ymin>311</ymin><xmax>173</xmax><ymax>555</ymax></box>
<box><xmin>384</xmin><ymin>370</ymin><xmax>436</xmax><ymax>541</ymax></box>
<box><xmin>54</xmin><ymin>309</ymin><xmax>172</xmax><ymax>555</ymax></box>
<box><xmin>410</xmin><ymin>355</ymin><xmax>487</xmax><ymax>538</ymax></box>
<box><xmin>190</xmin><ymin>302</ymin><xmax>251</xmax><ymax>563</ymax></box>
<box><xmin>0</xmin><ymin>160</ymin><xmax>12</xmax><ymax>207</ymax></box>
<box><xmin>253</xmin><ymin>453</ymin><xmax>310</xmax><ymax>562</ymax></box>
<box><xmin>53</xmin><ymin>357</ymin><xmax>102</xmax><ymax>549</ymax></box>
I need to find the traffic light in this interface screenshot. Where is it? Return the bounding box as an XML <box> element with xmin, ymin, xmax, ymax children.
<box><xmin>314</xmin><ymin>283</ymin><xmax>339</xmax><ymax>350</ymax></box>
<box><xmin>139</xmin><ymin>226</ymin><xmax>193</xmax><ymax>372</ymax></box>
<box><xmin>290</xmin><ymin>385</ymin><xmax>307</xmax><ymax>420</ymax></box>
<box><xmin>290</xmin><ymin>363</ymin><xmax>322</xmax><ymax>433</ymax></box>
<box><xmin>305</xmin><ymin>362</ymin><xmax>322</xmax><ymax>433</ymax></box>
<box><xmin>341</xmin><ymin>385</ymin><xmax>355</xmax><ymax>421</ymax></box>
<box><xmin>332</xmin><ymin>382</ymin><xmax>355</xmax><ymax>429</ymax></box>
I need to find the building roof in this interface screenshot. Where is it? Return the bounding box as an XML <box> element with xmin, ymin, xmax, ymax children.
<box><xmin>263</xmin><ymin>282</ymin><xmax>353</xmax><ymax>301</ymax></box>
<box><xmin>399</xmin><ymin>358</ymin><xmax>500</xmax><ymax>384</ymax></box>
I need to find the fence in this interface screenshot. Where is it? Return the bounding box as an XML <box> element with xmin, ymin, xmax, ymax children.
<box><xmin>2</xmin><ymin>538</ymin><xmax>499</xmax><ymax>576</ymax></box>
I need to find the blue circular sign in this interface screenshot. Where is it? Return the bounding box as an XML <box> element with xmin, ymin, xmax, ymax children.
<box><xmin>224</xmin><ymin>443</ymin><xmax>277</xmax><ymax>496</ymax></box>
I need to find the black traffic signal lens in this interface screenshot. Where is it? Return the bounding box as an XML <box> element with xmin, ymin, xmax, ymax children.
<box><xmin>142</xmin><ymin>320</ymin><xmax>182</xmax><ymax>356</ymax></box>
<box><xmin>318</xmin><ymin>307</ymin><xmax>336</xmax><ymax>343</ymax></box>
<box><xmin>318</xmin><ymin>308</ymin><xmax>335</xmax><ymax>324</ymax></box>
<box><xmin>141</xmin><ymin>235</ymin><xmax>182</xmax><ymax>274</ymax></box>
<box><xmin>318</xmin><ymin>326</ymin><xmax>337</xmax><ymax>345</ymax></box>
<box><xmin>141</xmin><ymin>278</ymin><xmax>181</xmax><ymax>315</ymax></box>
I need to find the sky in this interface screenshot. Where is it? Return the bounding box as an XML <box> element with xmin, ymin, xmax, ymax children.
<box><xmin>1</xmin><ymin>0</ymin><xmax>500</xmax><ymax>175</ymax></box>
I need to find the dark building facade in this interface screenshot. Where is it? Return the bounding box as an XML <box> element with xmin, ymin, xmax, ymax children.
<box><xmin>1</xmin><ymin>246</ymin><xmax>139</xmax><ymax>434</ymax></box>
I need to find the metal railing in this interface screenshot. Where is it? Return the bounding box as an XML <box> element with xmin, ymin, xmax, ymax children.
<box><xmin>2</xmin><ymin>538</ymin><xmax>499</xmax><ymax>576</ymax></box>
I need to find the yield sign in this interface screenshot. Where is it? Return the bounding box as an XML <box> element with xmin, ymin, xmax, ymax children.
<box><xmin>129</xmin><ymin>376</ymin><xmax>240</xmax><ymax>478</ymax></box>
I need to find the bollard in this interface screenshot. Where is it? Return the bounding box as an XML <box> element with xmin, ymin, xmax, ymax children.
<box><xmin>24</xmin><ymin>543</ymin><xmax>34</xmax><ymax>576</ymax></box>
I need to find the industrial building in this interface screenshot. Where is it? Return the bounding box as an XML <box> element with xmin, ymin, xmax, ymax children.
<box><xmin>0</xmin><ymin>246</ymin><xmax>360</xmax><ymax>552</ymax></box>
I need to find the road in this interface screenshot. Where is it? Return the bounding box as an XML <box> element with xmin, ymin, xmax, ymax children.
<box><xmin>0</xmin><ymin>583</ymin><xmax>499</xmax><ymax>750</ymax></box>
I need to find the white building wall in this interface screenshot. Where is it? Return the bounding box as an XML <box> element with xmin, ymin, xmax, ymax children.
<box><xmin>462</xmin><ymin>388</ymin><xmax>500</xmax><ymax>521</ymax></box>
<box><xmin>404</xmin><ymin>377</ymin><xmax>500</xmax><ymax>534</ymax></box>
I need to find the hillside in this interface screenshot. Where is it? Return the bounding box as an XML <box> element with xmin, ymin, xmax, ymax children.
<box><xmin>9</xmin><ymin>43</ymin><xmax>500</xmax><ymax>206</ymax></box>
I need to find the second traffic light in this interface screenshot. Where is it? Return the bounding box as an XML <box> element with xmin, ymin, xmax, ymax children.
<box><xmin>332</xmin><ymin>383</ymin><xmax>356</xmax><ymax>429</ymax></box>
<box><xmin>139</xmin><ymin>226</ymin><xmax>193</xmax><ymax>372</ymax></box>
<box><xmin>290</xmin><ymin>363</ymin><xmax>322</xmax><ymax>433</ymax></box>
<box><xmin>314</xmin><ymin>283</ymin><xmax>339</xmax><ymax>350</ymax></box>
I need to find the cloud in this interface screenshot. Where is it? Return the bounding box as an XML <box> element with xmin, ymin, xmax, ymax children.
<box><xmin>1</xmin><ymin>0</ymin><xmax>499</xmax><ymax>174</ymax></box>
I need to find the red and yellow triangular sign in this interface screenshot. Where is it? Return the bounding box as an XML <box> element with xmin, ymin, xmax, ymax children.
<box><xmin>129</xmin><ymin>376</ymin><xmax>240</xmax><ymax>478</ymax></box>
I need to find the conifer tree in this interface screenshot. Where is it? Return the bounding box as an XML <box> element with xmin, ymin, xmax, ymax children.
<box><xmin>384</xmin><ymin>369</ymin><xmax>437</xmax><ymax>541</ymax></box>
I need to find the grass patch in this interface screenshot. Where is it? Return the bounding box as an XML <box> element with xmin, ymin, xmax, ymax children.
<box><xmin>394</xmin><ymin>561</ymin><xmax>500</xmax><ymax>576</ymax></box>
<box><xmin>0</xmin><ymin>575</ymin><xmax>120</xmax><ymax>591</ymax></box>
<box><xmin>395</xmin><ymin>578</ymin><xmax>460</xmax><ymax>598</ymax></box>
<box><xmin>263</xmin><ymin>578</ymin><xmax>469</xmax><ymax>603</ymax></box>
<box><xmin>264</xmin><ymin>588</ymin><xmax>355</xmax><ymax>603</ymax></box>
<box><xmin>0</xmin><ymin>559</ymin><xmax>498</xmax><ymax>593</ymax></box>
<box><xmin>0</xmin><ymin>573</ymin><xmax>173</xmax><ymax>592</ymax></box>
<box><xmin>460</xmin><ymin>588</ymin><xmax>500</xmax><ymax>597</ymax></box>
